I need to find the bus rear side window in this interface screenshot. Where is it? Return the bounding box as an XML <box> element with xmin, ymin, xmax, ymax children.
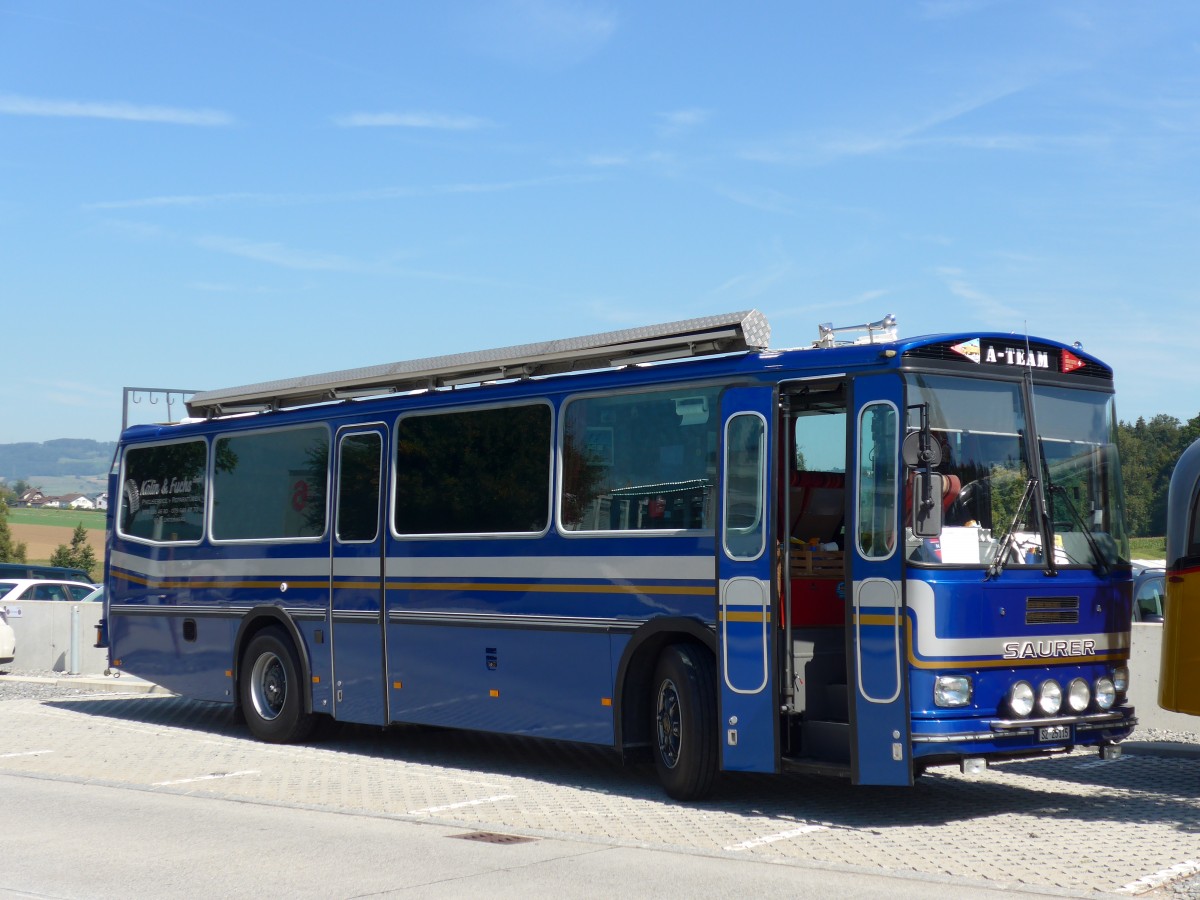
<box><xmin>394</xmin><ymin>404</ymin><xmax>551</xmax><ymax>535</ymax></box>
<box><xmin>212</xmin><ymin>426</ymin><xmax>329</xmax><ymax>541</ymax></box>
<box><xmin>561</xmin><ymin>386</ymin><xmax>718</xmax><ymax>532</ymax></box>
<box><xmin>120</xmin><ymin>440</ymin><xmax>207</xmax><ymax>543</ymax></box>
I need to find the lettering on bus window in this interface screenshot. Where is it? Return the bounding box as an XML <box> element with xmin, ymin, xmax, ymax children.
<box><xmin>857</xmin><ymin>402</ymin><xmax>899</xmax><ymax>559</ymax></box>
<box><xmin>211</xmin><ymin>426</ymin><xmax>329</xmax><ymax>541</ymax></box>
<box><xmin>561</xmin><ymin>386</ymin><xmax>719</xmax><ymax>532</ymax></box>
<box><xmin>120</xmin><ymin>439</ymin><xmax>207</xmax><ymax>543</ymax></box>
<box><xmin>394</xmin><ymin>403</ymin><xmax>551</xmax><ymax>535</ymax></box>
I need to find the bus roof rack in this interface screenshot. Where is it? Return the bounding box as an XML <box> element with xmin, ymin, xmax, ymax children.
<box><xmin>187</xmin><ymin>309</ymin><xmax>771</xmax><ymax>416</ymax></box>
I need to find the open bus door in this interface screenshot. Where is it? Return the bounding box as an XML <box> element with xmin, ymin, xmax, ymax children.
<box><xmin>329</xmin><ymin>425</ymin><xmax>389</xmax><ymax>726</ymax></box>
<box><xmin>847</xmin><ymin>375</ymin><xmax>912</xmax><ymax>785</ymax></box>
<box><xmin>716</xmin><ymin>386</ymin><xmax>779</xmax><ymax>773</ymax></box>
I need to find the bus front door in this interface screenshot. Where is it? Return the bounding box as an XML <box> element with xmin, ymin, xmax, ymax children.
<box><xmin>329</xmin><ymin>425</ymin><xmax>389</xmax><ymax>726</ymax></box>
<box><xmin>848</xmin><ymin>376</ymin><xmax>912</xmax><ymax>786</ymax></box>
<box><xmin>717</xmin><ymin>386</ymin><xmax>778</xmax><ymax>773</ymax></box>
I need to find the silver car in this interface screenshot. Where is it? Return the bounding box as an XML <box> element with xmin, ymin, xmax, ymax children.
<box><xmin>0</xmin><ymin>605</ymin><xmax>15</xmax><ymax>666</ymax></box>
<box><xmin>0</xmin><ymin>579</ymin><xmax>95</xmax><ymax>602</ymax></box>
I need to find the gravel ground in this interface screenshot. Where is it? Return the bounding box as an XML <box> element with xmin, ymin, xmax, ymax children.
<box><xmin>4</xmin><ymin>668</ymin><xmax>1199</xmax><ymax>896</ymax></box>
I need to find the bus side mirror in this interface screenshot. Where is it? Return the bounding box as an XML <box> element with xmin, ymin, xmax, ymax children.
<box><xmin>912</xmin><ymin>471</ymin><xmax>944</xmax><ymax>538</ymax></box>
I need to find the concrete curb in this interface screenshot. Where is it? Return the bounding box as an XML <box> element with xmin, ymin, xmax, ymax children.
<box><xmin>0</xmin><ymin>673</ymin><xmax>174</xmax><ymax>695</ymax></box>
<box><xmin>1120</xmin><ymin>740</ymin><xmax>1200</xmax><ymax>759</ymax></box>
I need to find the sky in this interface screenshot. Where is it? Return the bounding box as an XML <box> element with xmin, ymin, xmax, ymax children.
<box><xmin>1</xmin><ymin>1</ymin><xmax>1198</xmax><ymax>444</ymax></box>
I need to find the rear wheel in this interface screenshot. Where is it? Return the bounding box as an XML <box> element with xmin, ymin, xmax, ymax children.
<box><xmin>239</xmin><ymin>627</ymin><xmax>313</xmax><ymax>743</ymax></box>
<box><xmin>652</xmin><ymin>643</ymin><xmax>718</xmax><ymax>800</ymax></box>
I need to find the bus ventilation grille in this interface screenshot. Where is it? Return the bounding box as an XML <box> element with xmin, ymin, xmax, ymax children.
<box><xmin>1025</xmin><ymin>596</ymin><xmax>1080</xmax><ymax>625</ymax></box>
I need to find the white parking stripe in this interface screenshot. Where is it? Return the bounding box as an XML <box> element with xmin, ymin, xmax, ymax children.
<box><xmin>409</xmin><ymin>795</ymin><xmax>514</xmax><ymax>815</ymax></box>
<box><xmin>725</xmin><ymin>824</ymin><xmax>828</xmax><ymax>851</ymax></box>
<box><xmin>0</xmin><ymin>750</ymin><xmax>52</xmax><ymax>758</ymax></box>
<box><xmin>154</xmin><ymin>770</ymin><xmax>260</xmax><ymax>786</ymax></box>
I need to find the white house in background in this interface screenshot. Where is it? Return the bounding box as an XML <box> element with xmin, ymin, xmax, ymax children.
<box><xmin>61</xmin><ymin>493</ymin><xmax>96</xmax><ymax>510</ymax></box>
<box><xmin>94</xmin><ymin>492</ymin><xmax>108</xmax><ymax>510</ymax></box>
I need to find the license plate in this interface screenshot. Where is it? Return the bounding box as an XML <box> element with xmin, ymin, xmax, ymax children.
<box><xmin>1039</xmin><ymin>725</ymin><xmax>1070</xmax><ymax>742</ymax></box>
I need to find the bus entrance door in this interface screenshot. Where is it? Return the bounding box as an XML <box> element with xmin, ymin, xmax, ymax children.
<box><xmin>717</xmin><ymin>386</ymin><xmax>778</xmax><ymax>773</ymax></box>
<box><xmin>329</xmin><ymin>425</ymin><xmax>389</xmax><ymax>726</ymax></box>
<box><xmin>848</xmin><ymin>376</ymin><xmax>911</xmax><ymax>785</ymax></box>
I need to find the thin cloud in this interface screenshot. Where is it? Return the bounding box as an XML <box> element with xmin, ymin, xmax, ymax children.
<box><xmin>458</xmin><ymin>0</ymin><xmax>619</xmax><ymax>69</ymax></box>
<box><xmin>918</xmin><ymin>0</ymin><xmax>1002</xmax><ymax>21</ymax></box>
<box><xmin>711</xmin><ymin>184</ymin><xmax>794</xmax><ymax>215</ymax></box>
<box><xmin>334</xmin><ymin>111</ymin><xmax>493</xmax><ymax>130</ymax></box>
<box><xmin>0</xmin><ymin>92</ymin><xmax>232</xmax><ymax>125</ymax></box>
<box><xmin>706</xmin><ymin>261</ymin><xmax>793</xmax><ymax>305</ymax></box>
<box><xmin>196</xmin><ymin>236</ymin><xmax>365</xmax><ymax>272</ymax></box>
<box><xmin>86</xmin><ymin>175</ymin><xmax>597</xmax><ymax>211</ymax></box>
<box><xmin>657</xmin><ymin>107</ymin><xmax>712</xmax><ymax>137</ymax></box>
<box><xmin>741</xmin><ymin>82</ymin><xmax>1037</xmax><ymax>165</ymax></box>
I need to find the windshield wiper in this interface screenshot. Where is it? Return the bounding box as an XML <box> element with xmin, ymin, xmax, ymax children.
<box><xmin>1047</xmin><ymin>482</ymin><xmax>1111</xmax><ymax>576</ymax></box>
<box><xmin>987</xmin><ymin>478</ymin><xmax>1037</xmax><ymax>579</ymax></box>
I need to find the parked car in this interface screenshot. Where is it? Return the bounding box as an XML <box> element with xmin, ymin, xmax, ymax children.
<box><xmin>0</xmin><ymin>579</ymin><xmax>95</xmax><ymax>602</ymax></box>
<box><xmin>81</xmin><ymin>586</ymin><xmax>104</xmax><ymax>603</ymax></box>
<box><xmin>1132</xmin><ymin>564</ymin><xmax>1165</xmax><ymax>623</ymax></box>
<box><xmin>0</xmin><ymin>605</ymin><xmax>15</xmax><ymax>666</ymax></box>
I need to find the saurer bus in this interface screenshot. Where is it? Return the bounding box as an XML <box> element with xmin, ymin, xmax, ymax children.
<box><xmin>1159</xmin><ymin>436</ymin><xmax>1200</xmax><ymax>717</ymax></box>
<box><xmin>99</xmin><ymin>310</ymin><xmax>1134</xmax><ymax>799</ymax></box>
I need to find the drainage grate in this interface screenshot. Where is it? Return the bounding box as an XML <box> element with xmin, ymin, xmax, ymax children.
<box><xmin>449</xmin><ymin>831</ymin><xmax>536</xmax><ymax>845</ymax></box>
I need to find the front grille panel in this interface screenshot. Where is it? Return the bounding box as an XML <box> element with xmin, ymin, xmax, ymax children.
<box><xmin>1026</xmin><ymin>596</ymin><xmax>1080</xmax><ymax>625</ymax></box>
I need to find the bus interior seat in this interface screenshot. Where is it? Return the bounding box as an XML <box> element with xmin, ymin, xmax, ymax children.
<box><xmin>789</xmin><ymin>471</ymin><xmax>844</xmax><ymax>545</ymax></box>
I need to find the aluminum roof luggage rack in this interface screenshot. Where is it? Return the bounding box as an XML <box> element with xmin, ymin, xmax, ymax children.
<box><xmin>187</xmin><ymin>309</ymin><xmax>770</xmax><ymax>417</ymax></box>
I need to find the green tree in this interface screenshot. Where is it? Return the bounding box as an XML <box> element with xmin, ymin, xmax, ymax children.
<box><xmin>0</xmin><ymin>500</ymin><xmax>27</xmax><ymax>563</ymax></box>
<box><xmin>49</xmin><ymin>523</ymin><xmax>98</xmax><ymax>579</ymax></box>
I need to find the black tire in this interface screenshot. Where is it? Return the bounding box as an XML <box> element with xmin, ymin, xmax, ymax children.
<box><xmin>239</xmin><ymin>627</ymin><xmax>313</xmax><ymax>743</ymax></box>
<box><xmin>652</xmin><ymin>643</ymin><xmax>718</xmax><ymax>801</ymax></box>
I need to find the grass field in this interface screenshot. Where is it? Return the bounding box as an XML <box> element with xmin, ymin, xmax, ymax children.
<box><xmin>1130</xmin><ymin>536</ymin><xmax>1166</xmax><ymax>560</ymax></box>
<box><xmin>4</xmin><ymin>507</ymin><xmax>106</xmax><ymax>569</ymax></box>
<box><xmin>7</xmin><ymin>507</ymin><xmax>105</xmax><ymax>530</ymax></box>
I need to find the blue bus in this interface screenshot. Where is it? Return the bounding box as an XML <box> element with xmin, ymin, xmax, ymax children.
<box><xmin>100</xmin><ymin>311</ymin><xmax>1134</xmax><ymax>799</ymax></box>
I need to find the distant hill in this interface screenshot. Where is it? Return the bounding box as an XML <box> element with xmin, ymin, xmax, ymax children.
<box><xmin>0</xmin><ymin>439</ymin><xmax>116</xmax><ymax>482</ymax></box>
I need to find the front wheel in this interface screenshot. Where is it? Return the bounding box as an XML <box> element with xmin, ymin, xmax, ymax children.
<box><xmin>652</xmin><ymin>643</ymin><xmax>718</xmax><ymax>801</ymax></box>
<box><xmin>239</xmin><ymin>627</ymin><xmax>313</xmax><ymax>743</ymax></box>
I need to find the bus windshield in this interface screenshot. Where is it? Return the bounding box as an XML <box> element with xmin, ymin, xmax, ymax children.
<box><xmin>904</xmin><ymin>373</ymin><xmax>1128</xmax><ymax>569</ymax></box>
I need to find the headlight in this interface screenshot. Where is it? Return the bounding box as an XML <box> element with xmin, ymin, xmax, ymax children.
<box><xmin>1067</xmin><ymin>678</ymin><xmax>1091</xmax><ymax>712</ymax></box>
<box><xmin>1094</xmin><ymin>677</ymin><xmax>1116</xmax><ymax>710</ymax></box>
<box><xmin>1008</xmin><ymin>680</ymin><xmax>1035</xmax><ymax>717</ymax></box>
<box><xmin>934</xmin><ymin>675</ymin><xmax>973</xmax><ymax>707</ymax></box>
<box><xmin>1038</xmin><ymin>679</ymin><xmax>1063</xmax><ymax>715</ymax></box>
<box><xmin>1112</xmin><ymin>666</ymin><xmax>1129</xmax><ymax>693</ymax></box>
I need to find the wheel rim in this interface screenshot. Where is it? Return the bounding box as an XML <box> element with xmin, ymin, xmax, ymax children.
<box><xmin>656</xmin><ymin>677</ymin><xmax>681</xmax><ymax>769</ymax></box>
<box><xmin>250</xmin><ymin>650</ymin><xmax>287</xmax><ymax>721</ymax></box>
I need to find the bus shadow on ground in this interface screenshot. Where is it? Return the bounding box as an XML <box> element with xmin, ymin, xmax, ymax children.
<box><xmin>47</xmin><ymin>693</ymin><xmax>1200</xmax><ymax>835</ymax></box>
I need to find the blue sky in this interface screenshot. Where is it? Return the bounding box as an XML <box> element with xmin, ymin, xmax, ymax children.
<box><xmin>1</xmin><ymin>1</ymin><xmax>1197</xmax><ymax>443</ymax></box>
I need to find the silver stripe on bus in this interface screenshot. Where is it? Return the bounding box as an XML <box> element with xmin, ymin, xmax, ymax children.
<box><xmin>110</xmin><ymin>550</ymin><xmax>713</xmax><ymax>583</ymax></box>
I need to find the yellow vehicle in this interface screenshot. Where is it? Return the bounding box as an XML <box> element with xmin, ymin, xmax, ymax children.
<box><xmin>1159</xmin><ymin>437</ymin><xmax>1200</xmax><ymax>715</ymax></box>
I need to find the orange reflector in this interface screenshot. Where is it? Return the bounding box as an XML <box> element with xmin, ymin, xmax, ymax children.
<box><xmin>311</xmin><ymin>676</ymin><xmax>320</xmax><ymax>684</ymax></box>
<box><xmin>393</xmin><ymin>681</ymin><xmax>403</xmax><ymax>690</ymax></box>
<box><xmin>601</xmin><ymin>698</ymin><xmax>612</xmax><ymax>707</ymax></box>
<box><xmin>224</xmin><ymin>669</ymin><xmax>232</xmax><ymax>678</ymax></box>
<box><xmin>489</xmin><ymin>689</ymin><xmax>500</xmax><ymax>698</ymax></box>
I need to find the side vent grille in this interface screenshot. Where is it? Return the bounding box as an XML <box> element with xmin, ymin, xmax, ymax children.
<box><xmin>1026</xmin><ymin>596</ymin><xmax>1080</xmax><ymax>625</ymax></box>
